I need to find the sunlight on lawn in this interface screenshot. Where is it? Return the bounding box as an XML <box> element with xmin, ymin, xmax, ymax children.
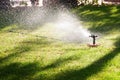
<box><xmin>0</xmin><ymin>5</ymin><xmax>120</xmax><ymax>80</ymax></box>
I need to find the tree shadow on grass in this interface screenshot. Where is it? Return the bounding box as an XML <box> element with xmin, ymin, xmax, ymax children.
<box><xmin>0</xmin><ymin>46</ymin><xmax>31</xmax><ymax>63</ymax></box>
<box><xmin>0</xmin><ymin>42</ymin><xmax>37</xmax><ymax>80</ymax></box>
<box><xmin>0</xmin><ymin>8</ymin><xmax>26</xmax><ymax>30</ymax></box>
<box><xmin>21</xmin><ymin>37</ymin><xmax>53</xmax><ymax>47</ymax></box>
<box><xmin>0</xmin><ymin>36</ymin><xmax>55</xmax><ymax>80</ymax></box>
<box><xmin>0</xmin><ymin>9</ymin><xmax>15</xmax><ymax>30</ymax></box>
<box><xmin>0</xmin><ymin>7</ymin><xmax>39</xmax><ymax>31</ymax></box>
<box><xmin>41</xmin><ymin>54</ymin><xmax>81</xmax><ymax>72</ymax></box>
<box><xmin>0</xmin><ymin>32</ymin><xmax>119</xmax><ymax>80</ymax></box>
<box><xmin>54</xmin><ymin>38</ymin><xmax>120</xmax><ymax>80</ymax></box>
<box><xmin>0</xmin><ymin>36</ymin><xmax>53</xmax><ymax>63</ymax></box>
<box><xmin>74</xmin><ymin>5</ymin><xmax>120</xmax><ymax>33</ymax></box>
<box><xmin>0</xmin><ymin>53</ymin><xmax>81</xmax><ymax>80</ymax></box>
<box><xmin>0</xmin><ymin>38</ymin><xmax>81</xmax><ymax>80</ymax></box>
<box><xmin>0</xmin><ymin>62</ymin><xmax>40</xmax><ymax>80</ymax></box>
<box><xmin>0</xmin><ymin>7</ymin><xmax>59</xmax><ymax>32</ymax></box>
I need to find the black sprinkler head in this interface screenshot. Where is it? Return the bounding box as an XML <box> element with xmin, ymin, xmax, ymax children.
<box><xmin>88</xmin><ymin>34</ymin><xmax>99</xmax><ymax>47</ymax></box>
<box><xmin>89</xmin><ymin>34</ymin><xmax>98</xmax><ymax>38</ymax></box>
<box><xmin>89</xmin><ymin>34</ymin><xmax>98</xmax><ymax>45</ymax></box>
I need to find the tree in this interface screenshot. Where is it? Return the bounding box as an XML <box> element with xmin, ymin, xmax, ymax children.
<box><xmin>59</xmin><ymin>0</ymin><xmax>79</xmax><ymax>7</ymax></box>
<box><xmin>0</xmin><ymin>0</ymin><xmax>11</xmax><ymax>9</ymax></box>
<box><xmin>69</xmin><ymin>0</ymin><xmax>79</xmax><ymax>7</ymax></box>
<box><xmin>42</xmin><ymin>0</ymin><xmax>78</xmax><ymax>8</ymax></box>
<box><xmin>98</xmin><ymin>0</ymin><xmax>103</xmax><ymax>5</ymax></box>
<box><xmin>30</xmin><ymin>0</ymin><xmax>39</xmax><ymax>6</ymax></box>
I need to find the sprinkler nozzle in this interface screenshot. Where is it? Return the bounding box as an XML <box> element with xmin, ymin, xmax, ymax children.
<box><xmin>89</xmin><ymin>34</ymin><xmax>98</xmax><ymax>45</ymax></box>
<box><xmin>88</xmin><ymin>34</ymin><xmax>99</xmax><ymax>47</ymax></box>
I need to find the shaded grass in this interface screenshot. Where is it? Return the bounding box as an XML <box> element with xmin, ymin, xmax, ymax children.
<box><xmin>0</xmin><ymin>62</ymin><xmax>40</xmax><ymax>80</ymax></box>
<box><xmin>73</xmin><ymin>5</ymin><xmax>120</xmax><ymax>34</ymax></box>
<box><xmin>0</xmin><ymin>5</ymin><xmax>120</xmax><ymax>80</ymax></box>
<box><xmin>55</xmin><ymin>46</ymin><xmax>120</xmax><ymax>80</ymax></box>
<box><xmin>0</xmin><ymin>31</ymin><xmax>120</xmax><ymax>80</ymax></box>
<box><xmin>0</xmin><ymin>9</ymin><xmax>15</xmax><ymax>30</ymax></box>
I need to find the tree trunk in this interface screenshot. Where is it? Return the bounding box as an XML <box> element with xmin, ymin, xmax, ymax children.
<box><xmin>30</xmin><ymin>0</ymin><xmax>39</xmax><ymax>6</ymax></box>
<box><xmin>98</xmin><ymin>0</ymin><xmax>103</xmax><ymax>5</ymax></box>
<box><xmin>59</xmin><ymin>0</ymin><xmax>78</xmax><ymax>7</ymax></box>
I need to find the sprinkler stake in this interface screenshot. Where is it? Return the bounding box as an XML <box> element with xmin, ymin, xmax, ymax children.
<box><xmin>88</xmin><ymin>34</ymin><xmax>99</xmax><ymax>47</ymax></box>
<box><xmin>89</xmin><ymin>34</ymin><xmax>97</xmax><ymax>45</ymax></box>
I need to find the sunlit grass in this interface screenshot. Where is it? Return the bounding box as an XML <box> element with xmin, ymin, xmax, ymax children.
<box><xmin>0</xmin><ymin>5</ymin><xmax>120</xmax><ymax>80</ymax></box>
<box><xmin>73</xmin><ymin>5</ymin><xmax>120</xmax><ymax>34</ymax></box>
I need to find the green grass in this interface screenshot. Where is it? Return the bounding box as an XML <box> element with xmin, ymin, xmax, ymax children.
<box><xmin>0</xmin><ymin>5</ymin><xmax>120</xmax><ymax>80</ymax></box>
<box><xmin>72</xmin><ymin>5</ymin><xmax>120</xmax><ymax>34</ymax></box>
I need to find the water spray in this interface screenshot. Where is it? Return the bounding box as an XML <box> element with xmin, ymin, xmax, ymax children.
<box><xmin>7</xmin><ymin>5</ymin><xmax>93</xmax><ymax>44</ymax></box>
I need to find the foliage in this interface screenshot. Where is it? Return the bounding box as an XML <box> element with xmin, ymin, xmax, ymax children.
<box><xmin>0</xmin><ymin>0</ymin><xmax>11</xmax><ymax>9</ymax></box>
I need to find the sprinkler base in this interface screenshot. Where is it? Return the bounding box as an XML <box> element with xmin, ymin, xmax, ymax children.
<box><xmin>87</xmin><ymin>44</ymin><xmax>99</xmax><ymax>47</ymax></box>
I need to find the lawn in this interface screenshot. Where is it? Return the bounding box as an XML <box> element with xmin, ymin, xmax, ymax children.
<box><xmin>0</xmin><ymin>5</ymin><xmax>120</xmax><ymax>80</ymax></box>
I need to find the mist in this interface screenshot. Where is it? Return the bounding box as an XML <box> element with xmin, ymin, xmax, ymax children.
<box><xmin>14</xmin><ymin>6</ymin><xmax>91</xmax><ymax>43</ymax></box>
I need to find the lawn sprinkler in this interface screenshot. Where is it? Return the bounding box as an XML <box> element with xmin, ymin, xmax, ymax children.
<box><xmin>88</xmin><ymin>34</ymin><xmax>99</xmax><ymax>47</ymax></box>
